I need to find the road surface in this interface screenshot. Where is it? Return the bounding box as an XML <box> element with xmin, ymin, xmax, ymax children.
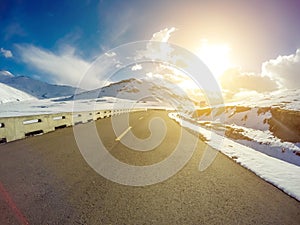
<box><xmin>0</xmin><ymin>110</ymin><xmax>299</xmax><ymax>224</ymax></box>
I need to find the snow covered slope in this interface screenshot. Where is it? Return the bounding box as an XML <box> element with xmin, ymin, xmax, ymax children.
<box><xmin>0</xmin><ymin>70</ymin><xmax>82</xmax><ymax>99</ymax></box>
<box><xmin>0</xmin><ymin>83</ymin><xmax>36</xmax><ymax>104</ymax></box>
<box><xmin>229</xmin><ymin>89</ymin><xmax>300</xmax><ymax>111</ymax></box>
<box><xmin>66</xmin><ymin>78</ymin><xmax>194</xmax><ymax>110</ymax></box>
<box><xmin>192</xmin><ymin>89</ymin><xmax>300</xmax><ymax>166</ymax></box>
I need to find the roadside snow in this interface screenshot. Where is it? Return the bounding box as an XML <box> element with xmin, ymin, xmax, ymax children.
<box><xmin>197</xmin><ymin>121</ymin><xmax>300</xmax><ymax>166</ymax></box>
<box><xmin>169</xmin><ymin>112</ymin><xmax>300</xmax><ymax>201</ymax></box>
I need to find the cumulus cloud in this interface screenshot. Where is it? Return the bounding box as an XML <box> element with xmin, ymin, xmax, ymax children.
<box><xmin>220</xmin><ymin>68</ymin><xmax>278</xmax><ymax>92</ymax></box>
<box><xmin>151</xmin><ymin>27</ymin><xmax>177</xmax><ymax>42</ymax></box>
<box><xmin>144</xmin><ymin>63</ymin><xmax>186</xmax><ymax>84</ymax></box>
<box><xmin>105</xmin><ymin>51</ymin><xmax>116</xmax><ymax>57</ymax></box>
<box><xmin>0</xmin><ymin>47</ymin><xmax>13</xmax><ymax>58</ymax></box>
<box><xmin>131</xmin><ymin>64</ymin><xmax>142</xmax><ymax>71</ymax></box>
<box><xmin>136</xmin><ymin>27</ymin><xmax>179</xmax><ymax>64</ymax></box>
<box><xmin>262</xmin><ymin>48</ymin><xmax>300</xmax><ymax>89</ymax></box>
<box><xmin>16</xmin><ymin>45</ymin><xmax>102</xmax><ymax>89</ymax></box>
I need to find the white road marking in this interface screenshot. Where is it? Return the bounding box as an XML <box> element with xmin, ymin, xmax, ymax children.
<box><xmin>115</xmin><ymin>126</ymin><xmax>132</xmax><ymax>141</ymax></box>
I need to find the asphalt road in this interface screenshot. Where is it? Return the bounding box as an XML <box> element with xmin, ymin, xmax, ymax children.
<box><xmin>0</xmin><ymin>110</ymin><xmax>299</xmax><ymax>225</ymax></box>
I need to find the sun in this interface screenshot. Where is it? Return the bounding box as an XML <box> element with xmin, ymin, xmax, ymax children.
<box><xmin>195</xmin><ymin>39</ymin><xmax>232</xmax><ymax>78</ymax></box>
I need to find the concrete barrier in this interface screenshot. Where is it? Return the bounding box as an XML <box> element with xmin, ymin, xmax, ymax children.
<box><xmin>0</xmin><ymin>108</ymin><xmax>146</xmax><ymax>143</ymax></box>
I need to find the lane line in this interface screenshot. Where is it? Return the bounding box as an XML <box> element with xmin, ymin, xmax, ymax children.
<box><xmin>115</xmin><ymin>126</ymin><xmax>132</xmax><ymax>141</ymax></box>
<box><xmin>0</xmin><ymin>182</ymin><xmax>29</xmax><ymax>225</ymax></box>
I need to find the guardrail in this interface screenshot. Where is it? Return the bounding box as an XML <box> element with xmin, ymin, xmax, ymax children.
<box><xmin>0</xmin><ymin>108</ymin><xmax>145</xmax><ymax>143</ymax></box>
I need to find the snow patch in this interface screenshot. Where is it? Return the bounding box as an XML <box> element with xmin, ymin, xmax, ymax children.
<box><xmin>169</xmin><ymin>112</ymin><xmax>300</xmax><ymax>201</ymax></box>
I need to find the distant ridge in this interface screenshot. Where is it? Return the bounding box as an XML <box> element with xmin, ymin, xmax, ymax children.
<box><xmin>67</xmin><ymin>78</ymin><xmax>192</xmax><ymax>106</ymax></box>
<box><xmin>0</xmin><ymin>70</ymin><xmax>84</xmax><ymax>99</ymax></box>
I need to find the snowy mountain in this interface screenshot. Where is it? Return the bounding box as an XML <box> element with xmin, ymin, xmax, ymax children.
<box><xmin>0</xmin><ymin>83</ymin><xmax>36</xmax><ymax>104</ymax></box>
<box><xmin>67</xmin><ymin>78</ymin><xmax>194</xmax><ymax>109</ymax></box>
<box><xmin>0</xmin><ymin>70</ymin><xmax>83</xmax><ymax>99</ymax></box>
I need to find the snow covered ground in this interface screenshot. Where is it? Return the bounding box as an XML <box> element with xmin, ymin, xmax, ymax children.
<box><xmin>194</xmin><ymin>89</ymin><xmax>300</xmax><ymax>166</ymax></box>
<box><xmin>0</xmin><ymin>96</ymin><xmax>168</xmax><ymax>117</ymax></box>
<box><xmin>0</xmin><ymin>83</ymin><xmax>36</xmax><ymax>104</ymax></box>
<box><xmin>169</xmin><ymin>112</ymin><xmax>300</xmax><ymax>201</ymax></box>
<box><xmin>194</xmin><ymin>120</ymin><xmax>300</xmax><ymax>166</ymax></box>
<box><xmin>228</xmin><ymin>89</ymin><xmax>300</xmax><ymax>111</ymax></box>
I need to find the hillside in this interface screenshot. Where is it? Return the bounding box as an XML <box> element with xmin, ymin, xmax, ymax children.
<box><xmin>0</xmin><ymin>83</ymin><xmax>36</xmax><ymax>104</ymax></box>
<box><xmin>0</xmin><ymin>71</ymin><xmax>82</xmax><ymax>99</ymax></box>
<box><xmin>66</xmin><ymin>78</ymin><xmax>194</xmax><ymax>109</ymax></box>
<box><xmin>191</xmin><ymin>89</ymin><xmax>300</xmax><ymax>166</ymax></box>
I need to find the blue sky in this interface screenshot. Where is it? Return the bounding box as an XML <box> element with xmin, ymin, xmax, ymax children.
<box><xmin>0</xmin><ymin>0</ymin><xmax>300</xmax><ymax>90</ymax></box>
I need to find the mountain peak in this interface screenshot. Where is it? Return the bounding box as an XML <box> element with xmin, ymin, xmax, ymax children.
<box><xmin>69</xmin><ymin>77</ymin><xmax>194</xmax><ymax>109</ymax></box>
<box><xmin>0</xmin><ymin>72</ymin><xmax>83</xmax><ymax>99</ymax></box>
<box><xmin>0</xmin><ymin>70</ymin><xmax>14</xmax><ymax>77</ymax></box>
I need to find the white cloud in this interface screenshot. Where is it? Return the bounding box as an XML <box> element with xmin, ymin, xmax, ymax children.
<box><xmin>131</xmin><ymin>64</ymin><xmax>142</xmax><ymax>71</ymax></box>
<box><xmin>16</xmin><ymin>44</ymin><xmax>101</xmax><ymax>89</ymax></box>
<box><xmin>105</xmin><ymin>51</ymin><xmax>116</xmax><ymax>57</ymax></box>
<box><xmin>0</xmin><ymin>48</ymin><xmax>13</xmax><ymax>58</ymax></box>
<box><xmin>220</xmin><ymin>68</ymin><xmax>278</xmax><ymax>92</ymax></box>
<box><xmin>145</xmin><ymin>72</ymin><xmax>164</xmax><ymax>80</ymax></box>
<box><xmin>151</xmin><ymin>27</ymin><xmax>177</xmax><ymax>42</ymax></box>
<box><xmin>262</xmin><ymin>48</ymin><xmax>300</xmax><ymax>89</ymax></box>
<box><xmin>135</xmin><ymin>27</ymin><xmax>179</xmax><ymax>64</ymax></box>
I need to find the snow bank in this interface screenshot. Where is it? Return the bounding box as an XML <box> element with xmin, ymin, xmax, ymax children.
<box><xmin>169</xmin><ymin>113</ymin><xmax>300</xmax><ymax>201</ymax></box>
